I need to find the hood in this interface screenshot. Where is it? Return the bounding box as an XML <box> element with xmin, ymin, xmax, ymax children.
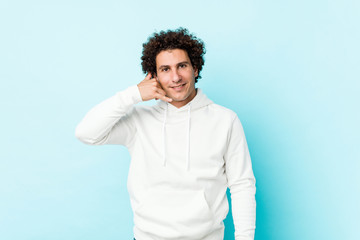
<box><xmin>155</xmin><ymin>88</ymin><xmax>213</xmax><ymax>171</ymax></box>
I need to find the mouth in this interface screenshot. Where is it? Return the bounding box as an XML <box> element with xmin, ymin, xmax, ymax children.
<box><xmin>170</xmin><ymin>83</ymin><xmax>186</xmax><ymax>91</ymax></box>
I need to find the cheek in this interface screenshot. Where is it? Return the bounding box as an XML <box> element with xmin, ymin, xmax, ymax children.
<box><xmin>188</xmin><ymin>70</ymin><xmax>196</xmax><ymax>79</ymax></box>
<box><xmin>157</xmin><ymin>77</ymin><xmax>170</xmax><ymax>88</ymax></box>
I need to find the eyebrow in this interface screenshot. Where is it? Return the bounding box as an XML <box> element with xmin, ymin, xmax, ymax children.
<box><xmin>158</xmin><ymin>61</ymin><xmax>190</xmax><ymax>70</ymax></box>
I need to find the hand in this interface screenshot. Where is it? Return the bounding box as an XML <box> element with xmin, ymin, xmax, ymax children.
<box><xmin>137</xmin><ymin>73</ymin><xmax>173</xmax><ymax>103</ymax></box>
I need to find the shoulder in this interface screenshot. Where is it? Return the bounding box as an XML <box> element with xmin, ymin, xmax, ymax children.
<box><xmin>208</xmin><ymin>102</ymin><xmax>238</xmax><ymax>121</ymax></box>
<box><xmin>132</xmin><ymin>104</ymin><xmax>163</xmax><ymax>119</ymax></box>
<box><xmin>132</xmin><ymin>104</ymin><xmax>155</xmax><ymax>115</ymax></box>
<box><xmin>207</xmin><ymin>102</ymin><xmax>248</xmax><ymax>135</ymax></box>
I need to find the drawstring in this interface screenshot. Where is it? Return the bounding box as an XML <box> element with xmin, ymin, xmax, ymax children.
<box><xmin>162</xmin><ymin>104</ymin><xmax>168</xmax><ymax>167</ymax></box>
<box><xmin>162</xmin><ymin>102</ymin><xmax>191</xmax><ymax>171</ymax></box>
<box><xmin>186</xmin><ymin>103</ymin><xmax>191</xmax><ymax>171</ymax></box>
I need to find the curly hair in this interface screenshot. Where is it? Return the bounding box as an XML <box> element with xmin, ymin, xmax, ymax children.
<box><xmin>141</xmin><ymin>27</ymin><xmax>206</xmax><ymax>83</ymax></box>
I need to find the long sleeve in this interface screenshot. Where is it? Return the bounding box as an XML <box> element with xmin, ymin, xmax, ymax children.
<box><xmin>75</xmin><ymin>85</ymin><xmax>142</xmax><ymax>147</ymax></box>
<box><xmin>224</xmin><ymin>116</ymin><xmax>256</xmax><ymax>240</ymax></box>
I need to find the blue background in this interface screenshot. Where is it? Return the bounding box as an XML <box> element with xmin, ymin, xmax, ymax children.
<box><xmin>1</xmin><ymin>0</ymin><xmax>359</xmax><ymax>239</ymax></box>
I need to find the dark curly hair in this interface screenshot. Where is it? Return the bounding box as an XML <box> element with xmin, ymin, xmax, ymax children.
<box><xmin>141</xmin><ymin>27</ymin><xmax>206</xmax><ymax>83</ymax></box>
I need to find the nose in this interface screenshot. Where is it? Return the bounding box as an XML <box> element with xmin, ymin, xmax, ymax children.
<box><xmin>171</xmin><ymin>69</ymin><xmax>181</xmax><ymax>83</ymax></box>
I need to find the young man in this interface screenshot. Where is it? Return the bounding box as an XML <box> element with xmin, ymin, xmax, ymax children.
<box><xmin>75</xmin><ymin>28</ymin><xmax>256</xmax><ymax>240</ymax></box>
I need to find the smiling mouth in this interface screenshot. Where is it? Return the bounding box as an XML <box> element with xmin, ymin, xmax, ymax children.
<box><xmin>171</xmin><ymin>83</ymin><xmax>186</xmax><ymax>88</ymax></box>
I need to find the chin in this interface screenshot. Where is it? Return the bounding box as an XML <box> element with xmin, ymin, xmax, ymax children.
<box><xmin>171</xmin><ymin>90</ymin><xmax>190</xmax><ymax>99</ymax></box>
<box><xmin>166</xmin><ymin>85</ymin><xmax>195</xmax><ymax>102</ymax></box>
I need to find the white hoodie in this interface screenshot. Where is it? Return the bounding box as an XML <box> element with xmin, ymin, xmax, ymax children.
<box><xmin>75</xmin><ymin>85</ymin><xmax>256</xmax><ymax>240</ymax></box>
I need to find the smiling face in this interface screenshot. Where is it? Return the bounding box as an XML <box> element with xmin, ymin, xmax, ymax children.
<box><xmin>155</xmin><ymin>49</ymin><xmax>198</xmax><ymax>108</ymax></box>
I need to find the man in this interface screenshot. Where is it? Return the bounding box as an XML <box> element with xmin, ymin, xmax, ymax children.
<box><xmin>75</xmin><ymin>28</ymin><xmax>256</xmax><ymax>240</ymax></box>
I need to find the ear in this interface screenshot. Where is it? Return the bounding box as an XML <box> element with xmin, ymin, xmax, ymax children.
<box><xmin>194</xmin><ymin>68</ymin><xmax>198</xmax><ymax>77</ymax></box>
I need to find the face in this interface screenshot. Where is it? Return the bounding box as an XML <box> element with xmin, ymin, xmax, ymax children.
<box><xmin>155</xmin><ymin>49</ymin><xmax>198</xmax><ymax>108</ymax></box>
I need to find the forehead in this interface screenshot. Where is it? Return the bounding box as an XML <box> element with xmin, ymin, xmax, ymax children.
<box><xmin>155</xmin><ymin>49</ymin><xmax>190</xmax><ymax>67</ymax></box>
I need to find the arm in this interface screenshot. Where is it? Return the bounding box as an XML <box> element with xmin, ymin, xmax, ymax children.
<box><xmin>75</xmin><ymin>73</ymin><xmax>172</xmax><ymax>146</ymax></box>
<box><xmin>75</xmin><ymin>85</ymin><xmax>142</xmax><ymax>146</ymax></box>
<box><xmin>224</xmin><ymin>116</ymin><xmax>256</xmax><ymax>240</ymax></box>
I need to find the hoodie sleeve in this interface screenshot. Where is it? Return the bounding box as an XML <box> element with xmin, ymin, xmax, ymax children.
<box><xmin>75</xmin><ymin>85</ymin><xmax>142</xmax><ymax>147</ymax></box>
<box><xmin>224</xmin><ymin>115</ymin><xmax>256</xmax><ymax>240</ymax></box>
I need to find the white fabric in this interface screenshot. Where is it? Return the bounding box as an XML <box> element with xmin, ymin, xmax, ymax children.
<box><xmin>75</xmin><ymin>85</ymin><xmax>256</xmax><ymax>240</ymax></box>
<box><xmin>162</xmin><ymin>103</ymin><xmax>168</xmax><ymax>167</ymax></box>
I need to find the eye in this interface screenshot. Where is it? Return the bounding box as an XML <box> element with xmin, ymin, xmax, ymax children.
<box><xmin>179</xmin><ymin>63</ymin><xmax>187</xmax><ymax>68</ymax></box>
<box><xmin>161</xmin><ymin>67</ymin><xmax>169</xmax><ymax>72</ymax></box>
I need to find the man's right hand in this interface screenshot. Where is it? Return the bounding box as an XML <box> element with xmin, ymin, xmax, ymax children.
<box><xmin>137</xmin><ymin>73</ymin><xmax>173</xmax><ymax>103</ymax></box>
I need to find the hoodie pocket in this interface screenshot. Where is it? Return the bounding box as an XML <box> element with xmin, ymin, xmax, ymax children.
<box><xmin>134</xmin><ymin>188</ymin><xmax>215</xmax><ymax>239</ymax></box>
